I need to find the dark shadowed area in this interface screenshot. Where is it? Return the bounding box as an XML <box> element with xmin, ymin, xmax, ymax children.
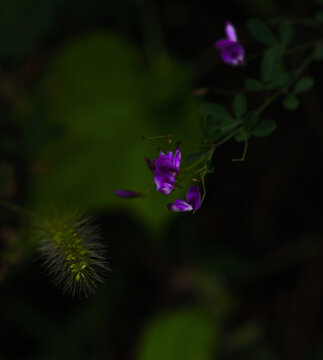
<box><xmin>1</xmin><ymin>0</ymin><xmax>323</xmax><ymax>359</ymax></box>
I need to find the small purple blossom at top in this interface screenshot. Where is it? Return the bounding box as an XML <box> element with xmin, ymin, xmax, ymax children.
<box><xmin>114</xmin><ymin>189</ymin><xmax>143</xmax><ymax>198</ymax></box>
<box><xmin>146</xmin><ymin>146</ymin><xmax>181</xmax><ymax>195</ymax></box>
<box><xmin>214</xmin><ymin>21</ymin><xmax>245</xmax><ymax>66</ymax></box>
<box><xmin>167</xmin><ymin>185</ymin><xmax>201</xmax><ymax>212</ymax></box>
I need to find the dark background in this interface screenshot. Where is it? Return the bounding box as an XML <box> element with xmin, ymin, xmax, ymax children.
<box><xmin>1</xmin><ymin>0</ymin><xmax>323</xmax><ymax>359</ymax></box>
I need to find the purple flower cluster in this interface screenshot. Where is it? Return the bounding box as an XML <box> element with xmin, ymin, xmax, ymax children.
<box><xmin>147</xmin><ymin>147</ymin><xmax>181</xmax><ymax>195</ymax></box>
<box><xmin>149</xmin><ymin>146</ymin><xmax>201</xmax><ymax>212</ymax></box>
<box><xmin>115</xmin><ymin>146</ymin><xmax>202</xmax><ymax>213</ymax></box>
<box><xmin>215</xmin><ymin>21</ymin><xmax>245</xmax><ymax>66</ymax></box>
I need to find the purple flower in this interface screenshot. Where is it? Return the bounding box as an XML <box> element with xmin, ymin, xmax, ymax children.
<box><xmin>154</xmin><ymin>168</ymin><xmax>176</xmax><ymax>195</ymax></box>
<box><xmin>214</xmin><ymin>21</ymin><xmax>245</xmax><ymax>66</ymax></box>
<box><xmin>167</xmin><ymin>186</ymin><xmax>202</xmax><ymax>212</ymax></box>
<box><xmin>151</xmin><ymin>146</ymin><xmax>181</xmax><ymax>195</ymax></box>
<box><xmin>114</xmin><ymin>189</ymin><xmax>143</xmax><ymax>198</ymax></box>
<box><xmin>154</xmin><ymin>147</ymin><xmax>181</xmax><ymax>175</ymax></box>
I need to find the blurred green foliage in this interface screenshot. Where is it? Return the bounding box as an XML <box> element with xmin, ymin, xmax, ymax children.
<box><xmin>0</xmin><ymin>0</ymin><xmax>57</xmax><ymax>58</ymax></box>
<box><xmin>136</xmin><ymin>308</ymin><xmax>217</xmax><ymax>360</ymax></box>
<box><xmin>28</xmin><ymin>32</ymin><xmax>201</xmax><ymax>229</ymax></box>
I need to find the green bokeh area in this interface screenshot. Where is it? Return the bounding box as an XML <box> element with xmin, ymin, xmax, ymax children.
<box><xmin>30</xmin><ymin>32</ymin><xmax>201</xmax><ymax>229</ymax></box>
<box><xmin>137</xmin><ymin>308</ymin><xmax>217</xmax><ymax>360</ymax></box>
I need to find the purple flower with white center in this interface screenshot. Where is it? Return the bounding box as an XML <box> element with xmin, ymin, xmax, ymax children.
<box><xmin>148</xmin><ymin>146</ymin><xmax>181</xmax><ymax>195</ymax></box>
<box><xmin>114</xmin><ymin>189</ymin><xmax>143</xmax><ymax>198</ymax></box>
<box><xmin>214</xmin><ymin>21</ymin><xmax>245</xmax><ymax>66</ymax></box>
<box><xmin>167</xmin><ymin>185</ymin><xmax>202</xmax><ymax>212</ymax></box>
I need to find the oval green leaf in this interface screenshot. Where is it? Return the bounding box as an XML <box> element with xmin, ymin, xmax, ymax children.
<box><xmin>252</xmin><ymin>120</ymin><xmax>277</xmax><ymax>137</ymax></box>
<box><xmin>245</xmin><ymin>79</ymin><xmax>264</xmax><ymax>92</ymax></box>
<box><xmin>293</xmin><ymin>76</ymin><xmax>314</xmax><ymax>94</ymax></box>
<box><xmin>233</xmin><ymin>94</ymin><xmax>247</xmax><ymax>118</ymax></box>
<box><xmin>247</xmin><ymin>18</ymin><xmax>277</xmax><ymax>45</ymax></box>
<box><xmin>261</xmin><ymin>44</ymin><xmax>283</xmax><ymax>82</ymax></box>
<box><xmin>279</xmin><ymin>22</ymin><xmax>294</xmax><ymax>47</ymax></box>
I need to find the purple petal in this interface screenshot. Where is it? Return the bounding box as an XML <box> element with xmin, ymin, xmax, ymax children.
<box><xmin>114</xmin><ymin>189</ymin><xmax>143</xmax><ymax>198</ymax></box>
<box><xmin>154</xmin><ymin>148</ymin><xmax>180</xmax><ymax>175</ymax></box>
<box><xmin>215</xmin><ymin>39</ymin><xmax>244</xmax><ymax>66</ymax></box>
<box><xmin>167</xmin><ymin>199</ymin><xmax>193</xmax><ymax>212</ymax></box>
<box><xmin>174</xmin><ymin>146</ymin><xmax>181</xmax><ymax>173</ymax></box>
<box><xmin>154</xmin><ymin>168</ymin><xmax>175</xmax><ymax>195</ymax></box>
<box><xmin>186</xmin><ymin>186</ymin><xmax>201</xmax><ymax>211</ymax></box>
<box><xmin>145</xmin><ymin>157</ymin><xmax>155</xmax><ymax>172</ymax></box>
<box><xmin>225</xmin><ymin>21</ymin><xmax>237</xmax><ymax>42</ymax></box>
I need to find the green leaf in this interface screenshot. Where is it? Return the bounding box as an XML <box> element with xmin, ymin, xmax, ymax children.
<box><xmin>293</xmin><ymin>76</ymin><xmax>314</xmax><ymax>94</ymax></box>
<box><xmin>247</xmin><ymin>18</ymin><xmax>277</xmax><ymax>45</ymax></box>
<box><xmin>235</xmin><ymin>132</ymin><xmax>251</xmax><ymax>142</ymax></box>
<box><xmin>203</xmin><ymin>111</ymin><xmax>239</xmax><ymax>142</ymax></box>
<box><xmin>243</xmin><ymin>111</ymin><xmax>259</xmax><ymax>131</ymax></box>
<box><xmin>283</xmin><ymin>94</ymin><xmax>299</xmax><ymax>110</ymax></box>
<box><xmin>219</xmin><ymin>119</ymin><xmax>241</xmax><ymax>135</ymax></box>
<box><xmin>233</xmin><ymin>94</ymin><xmax>247</xmax><ymax>118</ymax></box>
<box><xmin>266</xmin><ymin>74</ymin><xmax>290</xmax><ymax>90</ymax></box>
<box><xmin>316</xmin><ymin>0</ymin><xmax>323</xmax><ymax>5</ymax></box>
<box><xmin>202</xmin><ymin>129</ymin><xmax>222</xmax><ymax>143</ymax></box>
<box><xmin>261</xmin><ymin>44</ymin><xmax>283</xmax><ymax>82</ymax></box>
<box><xmin>245</xmin><ymin>79</ymin><xmax>264</xmax><ymax>92</ymax></box>
<box><xmin>201</xmin><ymin>103</ymin><xmax>231</xmax><ymax>120</ymax></box>
<box><xmin>202</xmin><ymin>103</ymin><xmax>239</xmax><ymax>137</ymax></box>
<box><xmin>203</xmin><ymin>114</ymin><xmax>223</xmax><ymax>142</ymax></box>
<box><xmin>252</xmin><ymin>120</ymin><xmax>277</xmax><ymax>137</ymax></box>
<box><xmin>313</xmin><ymin>46</ymin><xmax>323</xmax><ymax>61</ymax></box>
<box><xmin>136</xmin><ymin>309</ymin><xmax>217</xmax><ymax>360</ymax></box>
<box><xmin>279</xmin><ymin>22</ymin><xmax>294</xmax><ymax>47</ymax></box>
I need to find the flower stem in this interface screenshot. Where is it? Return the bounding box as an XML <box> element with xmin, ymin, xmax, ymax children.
<box><xmin>232</xmin><ymin>137</ymin><xmax>249</xmax><ymax>162</ymax></box>
<box><xmin>213</xmin><ymin>127</ymin><xmax>243</xmax><ymax>149</ymax></box>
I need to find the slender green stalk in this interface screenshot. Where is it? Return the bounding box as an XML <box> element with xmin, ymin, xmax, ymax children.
<box><xmin>232</xmin><ymin>137</ymin><xmax>249</xmax><ymax>162</ymax></box>
<box><xmin>181</xmin><ymin>151</ymin><xmax>212</xmax><ymax>172</ymax></box>
<box><xmin>213</xmin><ymin>127</ymin><xmax>243</xmax><ymax>149</ymax></box>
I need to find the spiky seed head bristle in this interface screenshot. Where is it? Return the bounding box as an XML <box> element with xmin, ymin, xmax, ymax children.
<box><xmin>36</xmin><ymin>207</ymin><xmax>108</xmax><ymax>297</ymax></box>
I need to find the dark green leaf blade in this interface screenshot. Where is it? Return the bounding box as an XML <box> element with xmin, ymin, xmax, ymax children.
<box><xmin>279</xmin><ymin>22</ymin><xmax>294</xmax><ymax>47</ymax></box>
<box><xmin>247</xmin><ymin>18</ymin><xmax>277</xmax><ymax>45</ymax></box>
<box><xmin>235</xmin><ymin>132</ymin><xmax>251</xmax><ymax>142</ymax></box>
<box><xmin>260</xmin><ymin>44</ymin><xmax>283</xmax><ymax>82</ymax></box>
<box><xmin>267</xmin><ymin>74</ymin><xmax>290</xmax><ymax>90</ymax></box>
<box><xmin>252</xmin><ymin>120</ymin><xmax>277</xmax><ymax>137</ymax></box>
<box><xmin>243</xmin><ymin>111</ymin><xmax>259</xmax><ymax>131</ymax></box>
<box><xmin>293</xmin><ymin>76</ymin><xmax>314</xmax><ymax>94</ymax></box>
<box><xmin>283</xmin><ymin>94</ymin><xmax>299</xmax><ymax>110</ymax></box>
<box><xmin>201</xmin><ymin>103</ymin><xmax>231</xmax><ymax>119</ymax></box>
<box><xmin>233</xmin><ymin>94</ymin><xmax>247</xmax><ymax>118</ymax></box>
<box><xmin>245</xmin><ymin>79</ymin><xmax>264</xmax><ymax>92</ymax></box>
